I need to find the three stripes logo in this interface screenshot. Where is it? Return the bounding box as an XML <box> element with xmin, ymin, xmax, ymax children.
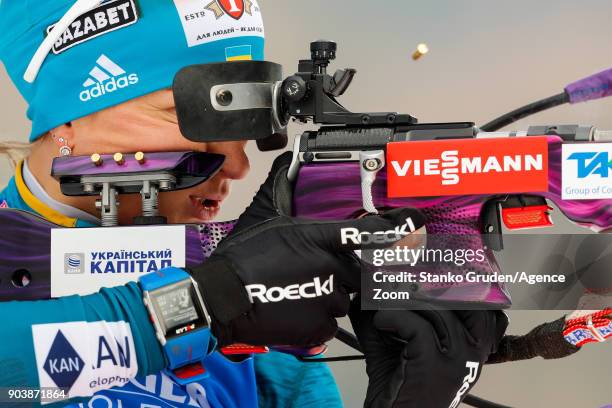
<box><xmin>79</xmin><ymin>54</ymin><xmax>139</xmax><ymax>102</ymax></box>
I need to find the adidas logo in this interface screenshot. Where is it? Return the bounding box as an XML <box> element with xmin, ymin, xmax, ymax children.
<box><xmin>79</xmin><ymin>55</ymin><xmax>139</xmax><ymax>102</ymax></box>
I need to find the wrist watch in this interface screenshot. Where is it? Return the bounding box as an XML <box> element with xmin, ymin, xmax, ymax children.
<box><xmin>140</xmin><ymin>267</ymin><xmax>216</xmax><ymax>385</ymax></box>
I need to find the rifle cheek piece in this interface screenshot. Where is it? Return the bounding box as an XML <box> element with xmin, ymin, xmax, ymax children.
<box><xmin>173</xmin><ymin>60</ymin><xmax>287</xmax><ymax>151</ymax></box>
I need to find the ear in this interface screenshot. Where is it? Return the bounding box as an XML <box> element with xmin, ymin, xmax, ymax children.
<box><xmin>50</xmin><ymin>123</ymin><xmax>75</xmax><ymax>149</ymax></box>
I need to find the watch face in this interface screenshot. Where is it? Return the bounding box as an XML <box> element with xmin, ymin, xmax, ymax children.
<box><xmin>149</xmin><ymin>279</ymin><xmax>209</xmax><ymax>339</ymax></box>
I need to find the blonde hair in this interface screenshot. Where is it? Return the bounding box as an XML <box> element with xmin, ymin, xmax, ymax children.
<box><xmin>0</xmin><ymin>141</ymin><xmax>31</xmax><ymax>169</ymax></box>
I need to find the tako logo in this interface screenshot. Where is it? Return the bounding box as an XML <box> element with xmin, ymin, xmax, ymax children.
<box><xmin>79</xmin><ymin>54</ymin><xmax>139</xmax><ymax>102</ymax></box>
<box><xmin>562</xmin><ymin>143</ymin><xmax>612</xmax><ymax>200</ymax></box>
<box><xmin>567</xmin><ymin>151</ymin><xmax>611</xmax><ymax>178</ymax></box>
<box><xmin>43</xmin><ymin>330</ymin><xmax>85</xmax><ymax>389</ymax></box>
<box><xmin>387</xmin><ymin>137</ymin><xmax>549</xmax><ymax>197</ymax></box>
<box><xmin>205</xmin><ymin>0</ymin><xmax>254</xmax><ymax>20</ymax></box>
<box><xmin>340</xmin><ymin>217</ymin><xmax>417</xmax><ymax>245</ymax></box>
<box><xmin>245</xmin><ymin>275</ymin><xmax>334</xmax><ymax>303</ymax></box>
<box><xmin>448</xmin><ymin>361</ymin><xmax>480</xmax><ymax>408</ymax></box>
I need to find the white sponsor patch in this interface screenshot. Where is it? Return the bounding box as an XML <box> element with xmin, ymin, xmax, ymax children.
<box><xmin>172</xmin><ymin>0</ymin><xmax>264</xmax><ymax>48</ymax></box>
<box><xmin>449</xmin><ymin>361</ymin><xmax>480</xmax><ymax>408</ymax></box>
<box><xmin>51</xmin><ymin>225</ymin><xmax>186</xmax><ymax>297</ymax></box>
<box><xmin>46</xmin><ymin>0</ymin><xmax>139</xmax><ymax>55</ymax></box>
<box><xmin>79</xmin><ymin>54</ymin><xmax>139</xmax><ymax>102</ymax></box>
<box><xmin>562</xmin><ymin>143</ymin><xmax>612</xmax><ymax>200</ymax></box>
<box><xmin>340</xmin><ymin>217</ymin><xmax>417</xmax><ymax>245</ymax></box>
<box><xmin>32</xmin><ymin>321</ymin><xmax>137</xmax><ymax>403</ymax></box>
<box><xmin>245</xmin><ymin>275</ymin><xmax>334</xmax><ymax>303</ymax></box>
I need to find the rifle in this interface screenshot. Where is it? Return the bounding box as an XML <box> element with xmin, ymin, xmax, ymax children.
<box><xmin>171</xmin><ymin>40</ymin><xmax>612</xmax><ymax>407</ymax></box>
<box><xmin>174</xmin><ymin>40</ymin><xmax>611</xmax><ymax>306</ymax></box>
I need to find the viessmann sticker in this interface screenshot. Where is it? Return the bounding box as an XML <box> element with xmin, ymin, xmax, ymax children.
<box><xmin>386</xmin><ymin>137</ymin><xmax>549</xmax><ymax>197</ymax></box>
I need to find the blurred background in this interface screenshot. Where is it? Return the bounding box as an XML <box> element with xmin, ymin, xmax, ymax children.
<box><xmin>1</xmin><ymin>0</ymin><xmax>611</xmax><ymax>406</ymax></box>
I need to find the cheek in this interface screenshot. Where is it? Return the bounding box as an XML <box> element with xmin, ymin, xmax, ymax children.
<box><xmin>123</xmin><ymin>120</ymin><xmax>191</xmax><ymax>151</ymax></box>
<box><xmin>158</xmin><ymin>190</ymin><xmax>193</xmax><ymax>222</ymax></box>
<box><xmin>108</xmin><ymin>120</ymin><xmax>191</xmax><ymax>153</ymax></box>
<box><xmin>73</xmin><ymin>111</ymin><xmax>202</xmax><ymax>154</ymax></box>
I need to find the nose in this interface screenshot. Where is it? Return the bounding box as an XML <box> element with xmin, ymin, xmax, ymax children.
<box><xmin>206</xmin><ymin>141</ymin><xmax>250</xmax><ymax>180</ymax></box>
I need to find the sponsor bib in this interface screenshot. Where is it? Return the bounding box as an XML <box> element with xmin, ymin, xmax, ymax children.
<box><xmin>51</xmin><ymin>225</ymin><xmax>186</xmax><ymax>297</ymax></box>
<box><xmin>32</xmin><ymin>321</ymin><xmax>137</xmax><ymax>402</ymax></box>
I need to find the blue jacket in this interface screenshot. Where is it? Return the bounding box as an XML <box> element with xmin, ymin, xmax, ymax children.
<box><xmin>0</xmin><ymin>162</ymin><xmax>343</xmax><ymax>408</ymax></box>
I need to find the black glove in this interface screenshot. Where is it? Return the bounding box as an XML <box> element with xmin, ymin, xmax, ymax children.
<box><xmin>350</xmin><ymin>301</ymin><xmax>508</xmax><ymax>408</ymax></box>
<box><xmin>190</xmin><ymin>153</ymin><xmax>425</xmax><ymax>347</ymax></box>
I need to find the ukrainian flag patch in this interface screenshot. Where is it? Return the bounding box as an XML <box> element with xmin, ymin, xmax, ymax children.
<box><xmin>225</xmin><ymin>45</ymin><xmax>253</xmax><ymax>61</ymax></box>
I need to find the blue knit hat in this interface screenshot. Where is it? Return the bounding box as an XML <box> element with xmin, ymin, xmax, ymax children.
<box><xmin>0</xmin><ymin>0</ymin><xmax>265</xmax><ymax>141</ymax></box>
